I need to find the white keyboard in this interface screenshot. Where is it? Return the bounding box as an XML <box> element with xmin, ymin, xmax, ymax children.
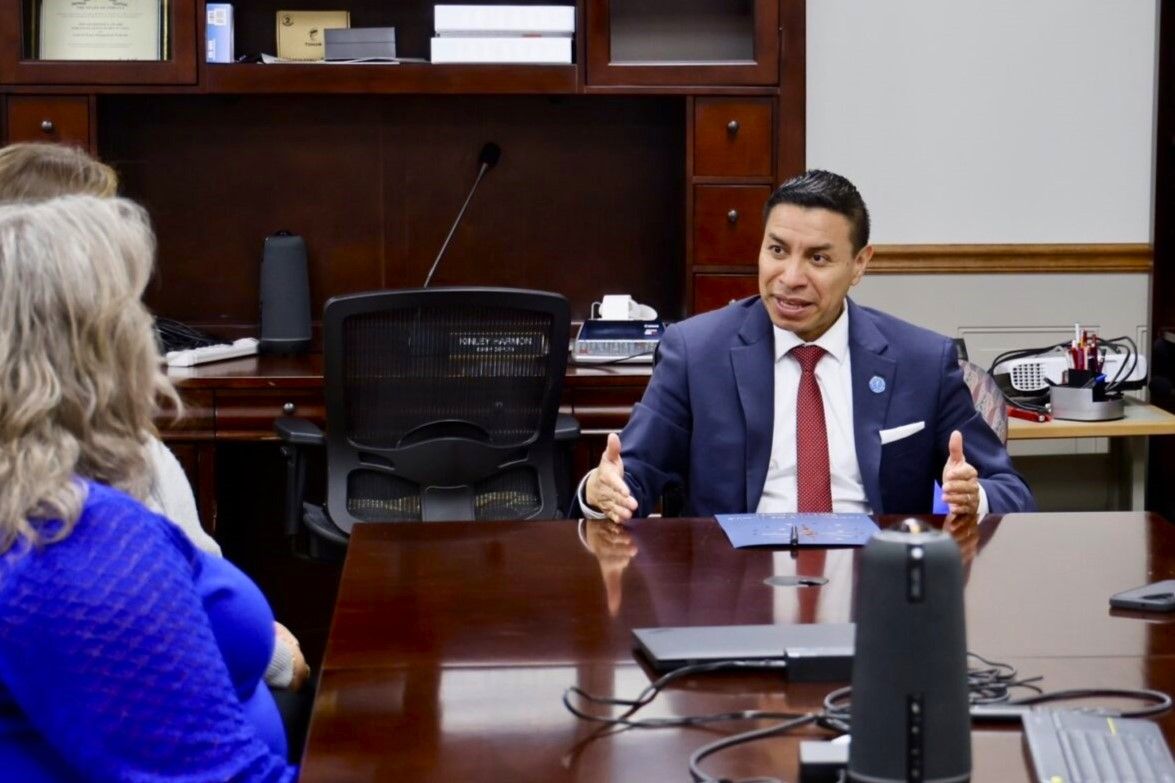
<box><xmin>166</xmin><ymin>338</ymin><xmax>260</xmax><ymax>367</ymax></box>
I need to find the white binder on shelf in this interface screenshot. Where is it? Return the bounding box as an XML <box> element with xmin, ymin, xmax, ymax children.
<box><xmin>430</xmin><ymin>36</ymin><xmax>571</xmax><ymax>64</ymax></box>
<box><xmin>434</xmin><ymin>5</ymin><xmax>575</xmax><ymax>37</ymax></box>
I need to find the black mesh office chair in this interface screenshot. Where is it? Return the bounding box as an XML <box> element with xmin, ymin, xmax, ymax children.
<box><xmin>277</xmin><ymin>288</ymin><xmax>574</xmax><ymax>548</ymax></box>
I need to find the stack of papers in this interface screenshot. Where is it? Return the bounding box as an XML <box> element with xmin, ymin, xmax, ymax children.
<box><xmin>431</xmin><ymin>5</ymin><xmax>574</xmax><ymax>64</ymax></box>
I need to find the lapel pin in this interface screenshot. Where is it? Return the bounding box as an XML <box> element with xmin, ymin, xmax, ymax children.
<box><xmin>869</xmin><ymin>376</ymin><xmax>886</xmax><ymax>394</ymax></box>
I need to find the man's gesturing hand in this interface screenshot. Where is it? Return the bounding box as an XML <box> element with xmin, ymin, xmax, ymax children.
<box><xmin>586</xmin><ymin>433</ymin><xmax>639</xmax><ymax>523</ymax></box>
<box><xmin>940</xmin><ymin>430</ymin><xmax>980</xmax><ymax>515</ymax></box>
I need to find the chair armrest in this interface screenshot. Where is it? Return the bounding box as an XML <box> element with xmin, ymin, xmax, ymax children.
<box><xmin>276</xmin><ymin>417</ymin><xmax>323</xmax><ymax>539</ymax></box>
<box><xmin>303</xmin><ymin>504</ymin><xmax>350</xmax><ymax>547</ymax></box>
<box><xmin>276</xmin><ymin>416</ymin><xmax>325</xmax><ymax>446</ymax></box>
<box><xmin>555</xmin><ymin>412</ymin><xmax>580</xmax><ymax>442</ymax></box>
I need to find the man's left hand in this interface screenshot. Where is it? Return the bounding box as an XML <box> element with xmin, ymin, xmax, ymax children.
<box><xmin>941</xmin><ymin>430</ymin><xmax>980</xmax><ymax>515</ymax></box>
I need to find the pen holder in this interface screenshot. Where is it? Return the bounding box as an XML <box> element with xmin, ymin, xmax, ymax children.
<box><xmin>1062</xmin><ymin>369</ymin><xmax>1099</xmax><ymax>388</ymax></box>
<box><xmin>1049</xmin><ymin>382</ymin><xmax>1124</xmax><ymax>421</ymax></box>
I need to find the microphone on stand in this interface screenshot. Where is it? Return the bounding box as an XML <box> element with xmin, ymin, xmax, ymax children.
<box><xmin>422</xmin><ymin>141</ymin><xmax>502</xmax><ymax>287</ymax></box>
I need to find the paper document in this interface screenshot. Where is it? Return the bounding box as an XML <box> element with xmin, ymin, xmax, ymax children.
<box><xmin>260</xmin><ymin>53</ymin><xmax>404</xmax><ymax>64</ymax></box>
<box><xmin>715</xmin><ymin>513</ymin><xmax>879</xmax><ymax>549</ymax></box>
<box><xmin>40</xmin><ymin>0</ymin><xmax>162</xmax><ymax>60</ymax></box>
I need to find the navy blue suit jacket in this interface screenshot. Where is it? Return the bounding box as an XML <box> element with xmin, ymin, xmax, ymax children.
<box><xmin>609</xmin><ymin>297</ymin><xmax>1035</xmax><ymax>517</ymax></box>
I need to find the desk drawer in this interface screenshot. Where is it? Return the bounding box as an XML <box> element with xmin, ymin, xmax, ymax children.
<box><xmin>6</xmin><ymin>96</ymin><xmax>91</xmax><ymax>149</ymax></box>
<box><xmin>694</xmin><ymin>185</ymin><xmax>772</xmax><ymax>265</ymax></box>
<box><xmin>693</xmin><ymin>274</ymin><xmax>759</xmax><ymax>314</ymax></box>
<box><xmin>694</xmin><ymin>98</ymin><xmax>773</xmax><ymax>177</ymax></box>
<box><xmin>570</xmin><ymin>386</ymin><xmax>645</xmax><ymax>432</ymax></box>
<box><xmin>215</xmin><ymin>390</ymin><xmax>325</xmax><ymax>438</ymax></box>
<box><xmin>161</xmin><ymin>389</ymin><xmax>215</xmax><ymax>437</ymax></box>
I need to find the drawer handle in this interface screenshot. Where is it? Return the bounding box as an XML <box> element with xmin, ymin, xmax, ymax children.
<box><xmin>40</xmin><ymin>119</ymin><xmax>55</xmax><ymax>134</ymax></box>
<box><xmin>727</xmin><ymin>120</ymin><xmax>740</xmax><ymax>135</ymax></box>
<box><xmin>282</xmin><ymin>402</ymin><xmax>296</xmax><ymax>415</ymax></box>
<box><xmin>727</xmin><ymin>209</ymin><xmax>739</xmax><ymax>224</ymax></box>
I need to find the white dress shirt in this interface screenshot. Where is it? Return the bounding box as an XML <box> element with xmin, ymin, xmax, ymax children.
<box><xmin>756</xmin><ymin>306</ymin><xmax>870</xmax><ymax>514</ymax></box>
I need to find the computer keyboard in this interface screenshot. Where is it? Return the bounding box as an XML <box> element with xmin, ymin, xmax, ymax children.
<box><xmin>571</xmin><ymin>319</ymin><xmax>663</xmax><ymax>365</ymax></box>
<box><xmin>166</xmin><ymin>338</ymin><xmax>260</xmax><ymax>367</ymax></box>
<box><xmin>1024</xmin><ymin>708</ymin><xmax>1175</xmax><ymax>783</ymax></box>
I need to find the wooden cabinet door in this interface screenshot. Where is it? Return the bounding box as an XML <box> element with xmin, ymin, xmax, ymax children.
<box><xmin>0</xmin><ymin>0</ymin><xmax>198</xmax><ymax>85</ymax></box>
<box><xmin>694</xmin><ymin>98</ymin><xmax>774</xmax><ymax>177</ymax></box>
<box><xmin>694</xmin><ymin>184</ymin><xmax>772</xmax><ymax>266</ymax></box>
<box><xmin>585</xmin><ymin>0</ymin><xmax>780</xmax><ymax>86</ymax></box>
<box><xmin>693</xmin><ymin>274</ymin><xmax>759</xmax><ymax>313</ymax></box>
<box><xmin>5</xmin><ymin>96</ymin><xmax>91</xmax><ymax>149</ymax></box>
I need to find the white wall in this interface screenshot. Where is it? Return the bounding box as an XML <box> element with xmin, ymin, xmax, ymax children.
<box><xmin>806</xmin><ymin>0</ymin><xmax>1158</xmax><ymax>244</ymax></box>
<box><xmin>805</xmin><ymin>1</ymin><xmax>1160</xmax><ymax>509</ymax></box>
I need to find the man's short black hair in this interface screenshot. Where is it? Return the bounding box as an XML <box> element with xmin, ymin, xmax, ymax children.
<box><xmin>764</xmin><ymin>170</ymin><xmax>871</xmax><ymax>253</ymax></box>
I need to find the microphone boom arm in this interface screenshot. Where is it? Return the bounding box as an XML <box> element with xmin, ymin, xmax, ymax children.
<box><xmin>423</xmin><ymin>142</ymin><xmax>500</xmax><ymax>288</ymax></box>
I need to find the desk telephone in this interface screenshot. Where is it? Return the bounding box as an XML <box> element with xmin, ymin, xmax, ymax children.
<box><xmin>572</xmin><ymin>295</ymin><xmax>665</xmax><ymax>365</ymax></box>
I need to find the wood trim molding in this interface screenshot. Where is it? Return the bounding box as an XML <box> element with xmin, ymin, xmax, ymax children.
<box><xmin>869</xmin><ymin>244</ymin><xmax>1152</xmax><ymax>274</ymax></box>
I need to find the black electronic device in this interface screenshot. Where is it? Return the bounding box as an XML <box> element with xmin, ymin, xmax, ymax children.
<box><xmin>259</xmin><ymin>231</ymin><xmax>311</xmax><ymax>355</ymax></box>
<box><xmin>572</xmin><ymin>319</ymin><xmax>664</xmax><ymax>364</ymax></box>
<box><xmin>632</xmin><ymin>623</ymin><xmax>854</xmax><ymax>681</ymax></box>
<box><xmin>848</xmin><ymin>521</ymin><xmax>971</xmax><ymax>783</ymax></box>
<box><xmin>423</xmin><ymin>141</ymin><xmax>501</xmax><ymax>287</ymax></box>
<box><xmin>1110</xmin><ymin>580</ymin><xmax>1175</xmax><ymax>612</ymax></box>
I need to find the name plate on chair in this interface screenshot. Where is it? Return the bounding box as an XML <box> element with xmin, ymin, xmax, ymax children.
<box><xmin>449</xmin><ymin>333</ymin><xmax>545</xmax><ymax>356</ymax></box>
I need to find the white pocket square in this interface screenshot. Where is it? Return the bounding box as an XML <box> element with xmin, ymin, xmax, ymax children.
<box><xmin>879</xmin><ymin>421</ymin><xmax>925</xmax><ymax>445</ymax></box>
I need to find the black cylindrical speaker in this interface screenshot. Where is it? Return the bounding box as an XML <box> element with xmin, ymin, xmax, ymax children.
<box><xmin>848</xmin><ymin>522</ymin><xmax>971</xmax><ymax>783</ymax></box>
<box><xmin>259</xmin><ymin>231</ymin><xmax>311</xmax><ymax>355</ymax></box>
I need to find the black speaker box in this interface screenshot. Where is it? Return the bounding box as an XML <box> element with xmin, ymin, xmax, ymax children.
<box><xmin>259</xmin><ymin>231</ymin><xmax>311</xmax><ymax>355</ymax></box>
<box><xmin>848</xmin><ymin>522</ymin><xmax>971</xmax><ymax>783</ymax></box>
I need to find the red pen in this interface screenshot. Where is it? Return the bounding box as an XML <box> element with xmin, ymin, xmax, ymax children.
<box><xmin>1007</xmin><ymin>406</ymin><xmax>1051</xmax><ymax>423</ymax></box>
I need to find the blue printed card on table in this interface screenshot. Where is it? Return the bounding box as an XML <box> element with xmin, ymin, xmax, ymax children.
<box><xmin>715</xmin><ymin>513</ymin><xmax>879</xmax><ymax>549</ymax></box>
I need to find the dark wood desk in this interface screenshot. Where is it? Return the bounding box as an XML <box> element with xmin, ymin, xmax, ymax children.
<box><xmin>299</xmin><ymin>512</ymin><xmax>1175</xmax><ymax>781</ymax></box>
<box><xmin>164</xmin><ymin>354</ymin><xmax>651</xmax><ymax>530</ymax></box>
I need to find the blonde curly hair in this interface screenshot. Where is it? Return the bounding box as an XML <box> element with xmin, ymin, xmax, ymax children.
<box><xmin>0</xmin><ymin>196</ymin><xmax>178</xmax><ymax>552</ymax></box>
<box><xmin>0</xmin><ymin>142</ymin><xmax>118</xmax><ymax>203</ymax></box>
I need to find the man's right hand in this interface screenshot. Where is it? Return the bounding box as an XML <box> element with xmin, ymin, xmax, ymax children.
<box><xmin>585</xmin><ymin>433</ymin><xmax>639</xmax><ymax>523</ymax></box>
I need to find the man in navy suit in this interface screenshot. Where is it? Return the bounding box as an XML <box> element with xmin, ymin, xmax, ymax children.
<box><xmin>580</xmin><ymin>170</ymin><xmax>1034</xmax><ymax>522</ymax></box>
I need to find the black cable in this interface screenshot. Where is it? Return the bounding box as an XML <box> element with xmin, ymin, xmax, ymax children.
<box><xmin>987</xmin><ymin>335</ymin><xmax>1145</xmax><ymax>409</ymax></box>
<box><xmin>1101</xmin><ymin>335</ymin><xmax>1139</xmax><ymax>392</ymax></box>
<box><xmin>563</xmin><ymin>652</ymin><xmax>1173</xmax><ymax>781</ymax></box>
<box><xmin>687</xmin><ymin>712</ymin><xmax>819</xmax><ymax>783</ymax></box>
<box><xmin>987</xmin><ymin>340</ymin><xmax>1070</xmax><ymax>379</ymax></box>
<box><xmin>1009</xmin><ymin>687</ymin><xmax>1172</xmax><ymax>718</ymax></box>
<box><xmin>987</xmin><ymin>342</ymin><xmax>1066</xmax><ymax>413</ymax></box>
<box><xmin>559</xmin><ymin>659</ymin><xmax>793</xmax><ymax>770</ymax></box>
<box><xmin>563</xmin><ymin>659</ymin><xmax>789</xmax><ymax>728</ymax></box>
<box><xmin>964</xmin><ymin>651</ymin><xmax>1044</xmax><ymax>704</ymax></box>
<box><xmin>154</xmin><ymin>316</ymin><xmax>223</xmax><ymax>352</ymax></box>
<box><xmin>574</xmin><ymin>348</ymin><xmax>656</xmax><ymax>367</ymax></box>
<box><xmin>822</xmin><ymin>654</ymin><xmax>1170</xmax><ymax>726</ymax></box>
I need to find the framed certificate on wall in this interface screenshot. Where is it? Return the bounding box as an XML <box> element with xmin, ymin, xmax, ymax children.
<box><xmin>39</xmin><ymin>0</ymin><xmax>162</xmax><ymax>60</ymax></box>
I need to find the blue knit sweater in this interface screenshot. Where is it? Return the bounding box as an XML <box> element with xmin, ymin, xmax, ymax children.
<box><xmin>0</xmin><ymin>481</ymin><xmax>296</xmax><ymax>782</ymax></box>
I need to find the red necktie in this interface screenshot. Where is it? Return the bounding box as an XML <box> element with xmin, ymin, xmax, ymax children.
<box><xmin>792</xmin><ymin>345</ymin><xmax>832</xmax><ymax>512</ymax></box>
<box><xmin>791</xmin><ymin>344</ymin><xmax>829</xmax><ymax>623</ymax></box>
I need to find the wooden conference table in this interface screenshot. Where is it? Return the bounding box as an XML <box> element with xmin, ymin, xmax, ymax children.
<box><xmin>299</xmin><ymin>512</ymin><xmax>1175</xmax><ymax>782</ymax></box>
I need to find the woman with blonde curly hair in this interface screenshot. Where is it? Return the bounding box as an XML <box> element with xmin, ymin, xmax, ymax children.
<box><xmin>0</xmin><ymin>196</ymin><xmax>294</xmax><ymax>781</ymax></box>
<box><xmin>0</xmin><ymin>141</ymin><xmax>310</xmax><ymax>698</ymax></box>
<box><xmin>0</xmin><ymin>141</ymin><xmax>117</xmax><ymax>201</ymax></box>
<box><xmin>0</xmin><ymin>143</ymin><xmax>223</xmax><ymax>546</ymax></box>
